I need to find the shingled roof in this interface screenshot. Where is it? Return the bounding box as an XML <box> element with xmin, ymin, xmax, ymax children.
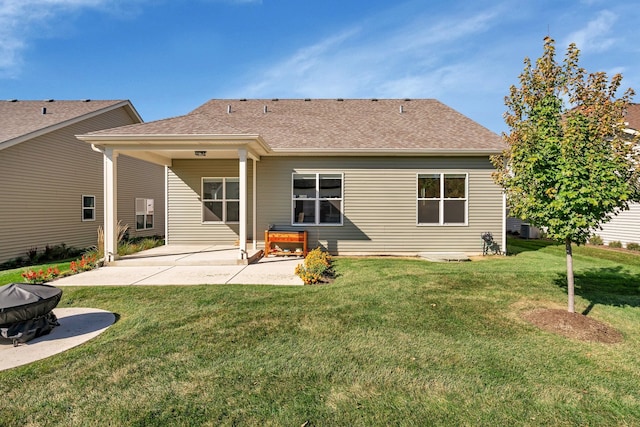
<box><xmin>625</xmin><ymin>103</ymin><xmax>640</xmax><ymax>132</ymax></box>
<box><xmin>0</xmin><ymin>100</ymin><xmax>140</xmax><ymax>149</ymax></box>
<box><xmin>86</xmin><ymin>99</ymin><xmax>504</xmax><ymax>153</ymax></box>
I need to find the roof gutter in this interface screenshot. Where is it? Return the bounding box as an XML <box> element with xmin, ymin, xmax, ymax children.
<box><xmin>267</xmin><ymin>148</ymin><xmax>505</xmax><ymax>157</ymax></box>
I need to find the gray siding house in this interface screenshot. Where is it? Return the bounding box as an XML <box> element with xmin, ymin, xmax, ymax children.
<box><xmin>78</xmin><ymin>99</ymin><xmax>506</xmax><ymax>262</ymax></box>
<box><xmin>595</xmin><ymin>103</ymin><xmax>640</xmax><ymax>247</ymax></box>
<box><xmin>0</xmin><ymin>100</ymin><xmax>165</xmax><ymax>264</ymax></box>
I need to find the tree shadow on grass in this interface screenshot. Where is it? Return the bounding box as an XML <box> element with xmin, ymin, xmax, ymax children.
<box><xmin>507</xmin><ymin>237</ymin><xmax>560</xmax><ymax>256</ymax></box>
<box><xmin>554</xmin><ymin>266</ymin><xmax>640</xmax><ymax>314</ymax></box>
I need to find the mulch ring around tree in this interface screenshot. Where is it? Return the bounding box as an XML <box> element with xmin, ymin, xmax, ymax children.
<box><xmin>522</xmin><ymin>308</ymin><xmax>623</xmax><ymax>344</ymax></box>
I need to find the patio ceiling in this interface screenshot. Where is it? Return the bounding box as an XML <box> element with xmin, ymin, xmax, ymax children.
<box><xmin>77</xmin><ymin>134</ymin><xmax>272</xmax><ymax>166</ymax></box>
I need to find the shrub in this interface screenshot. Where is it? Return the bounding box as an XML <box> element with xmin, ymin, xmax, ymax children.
<box><xmin>589</xmin><ymin>235</ymin><xmax>603</xmax><ymax>246</ymax></box>
<box><xmin>609</xmin><ymin>241</ymin><xmax>622</xmax><ymax>248</ymax></box>
<box><xmin>626</xmin><ymin>242</ymin><xmax>640</xmax><ymax>251</ymax></box>
<box><xmin>118</xmin><ymin>235</ymin><xmax>164</xmax><ymax>256</ymax></box>
<box><xmin>1</xmin><ymin>244</ymin><xmax>84</xmax><ymax>272</ymax></box>
<box><xmin>295</xmin><ymin>248</ymin><xmax>333</xmax><ymax>285</ymax></box>
<box><xmin>26</xmin><ymin>247</ymin><xmax>39</xmax><ymax>263</ymax></box>
<box><xmin>70</xmin><ymin>254</ymin><xmax>98</xmax><ymax>273</ymax></box>
<box><xmin>22</xmin><ymin>267</ymin><xmax>60</xmax><ymax>284</ymax></box>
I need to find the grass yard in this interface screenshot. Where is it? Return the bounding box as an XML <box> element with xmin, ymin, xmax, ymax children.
<box><xmin>0</xmin><ymin>261</ymin><xmax>73</xmax><ymax>285</ymax></box>
<box><xmin>2</xmin><ymin>239</ymin><xmax>640</xmax><ymax>426</ymax></box>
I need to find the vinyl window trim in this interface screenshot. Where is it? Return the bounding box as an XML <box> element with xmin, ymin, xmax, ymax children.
<box><xmin>416</xmin><ymin>172</ymin><xmax>469</xmax><ymax>226</ymax></box>
<box><xmin>135</xmin><ymin>197</ymin><xmax>155</xmax><ymax>231</ymax></box>
<box><xmin>202</xmin><ymin>177</ymin><xmax>240</xmax><ymax>224</ymax></box>
<box><xmin>291</xmin><ymin>172</ymin><xmax>344</xmax><ymax>226</ymax></box>
<box><xmin>82</xmin><ymin>195</ymin><xmax>96</xmax><ymax>222</ymax></box>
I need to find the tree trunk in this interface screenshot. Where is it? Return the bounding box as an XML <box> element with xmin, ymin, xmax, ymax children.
<box><xmin>565</xmin><ymin>238</ymin><xmax>575</xmax><ymax>313</ymax></box>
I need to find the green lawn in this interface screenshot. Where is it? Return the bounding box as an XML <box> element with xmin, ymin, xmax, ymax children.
<box><xmin>0</xmin><ymin>261</ymin><xmax>73</xmax><ymax>285</ymax></box>
<box><xmin>2</xmin><ymin>240</ymin><xmax>640</xmax><ymax>426</ymax></box>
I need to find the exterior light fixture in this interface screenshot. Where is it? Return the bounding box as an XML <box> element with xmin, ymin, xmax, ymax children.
<box><xmin>195</xmin><ymin>151</ymin><xmax>207</xmax><ymax>157</ymax></box>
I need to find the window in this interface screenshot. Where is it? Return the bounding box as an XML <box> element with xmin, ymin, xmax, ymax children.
<box><xmin>82</xmin><ymin>195</ymin><xmax>95</xmax><ymax>221</ymax></box>
<box><xmin>292</xmin><ymin>173</ymin><xmax>343</xmax><ymax>225</ymax></box>
<box><xmin>136</xmin><ymin>198</ymin><xmax>154</xmax><ymax>230</ymax></box>
<box><xmin>202</xmin><ymin>178</ymin><xmax>239</xmax><ymax>223</ymax></box>
<box><xmin>417</xmin><ymin>173</ymin><xmax>467</xmax><ymax>225</ymax></box>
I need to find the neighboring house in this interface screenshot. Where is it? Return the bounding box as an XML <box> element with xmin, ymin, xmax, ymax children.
<box><xmin>78</xmin><ymin>99</ymin><xmax>506</xmax><ymax>262</ymax></box>
<box><xmin>596</xmin><ymin>103</ymin><xmax>640</xmax><ymax>246</ymax></box>
<box><xmin>0</xmin><ymin>100</ymin><xmax>165</xmax><ymax>264</ymax></box>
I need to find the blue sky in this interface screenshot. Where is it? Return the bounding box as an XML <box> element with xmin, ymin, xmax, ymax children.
<box><xmin>1</xmin><ymin>0</ymin><xmax>638</xmax><ymax>134</ymax></box>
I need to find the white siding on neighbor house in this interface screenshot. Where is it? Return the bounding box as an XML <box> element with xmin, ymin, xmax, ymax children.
<box><xmin>167</xmin><ymin>156</ymin><xmax>503</xmax><ymax>255</ymax></box>
<box><xmin>0</xmin><ymin>107</ymin><xmax>165</xmax><ymax>263</ymax></box>
<box><xmin>597</xmin><ymin>203</ymin><xmax>640</xmax><ymax>247</ymax></box>
<box><xmin>167</xmin><ymin>159</ymin><xmax>254</xmax><ymax>244</ymax></box>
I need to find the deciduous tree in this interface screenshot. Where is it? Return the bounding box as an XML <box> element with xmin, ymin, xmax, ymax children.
<box><xmin>493</xmin><ymin>37</ymin><xmax>639</xmax><ymax>312</ymax></box>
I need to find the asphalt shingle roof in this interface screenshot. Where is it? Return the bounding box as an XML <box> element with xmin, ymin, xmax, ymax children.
<box><xmin>625</xmin><ymin>103</ymin><xmax>640</xmax><ymax>131</ymax></box>
<box><xmin>0</xmin><ymin>100</ymin><xmax>130</xmax><ymax>144</ymax></box>
<box><xmin>88</xmin><ymin>99</ymin><xmax>505</xmax><ymax>152</ymax></box>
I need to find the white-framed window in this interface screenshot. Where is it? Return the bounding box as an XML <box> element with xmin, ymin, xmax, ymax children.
<box><xmin>292</xmin><ymin>173</ymin><xmax>343</xmax><ymax>225</ymax></box>
<box><xmin>417</xmin><ymin>173</ymin><xmax>468</xmax><ymax>225</ymax></box>
<box><xmin>202</xmin><ymin>178</ymin><xmax>239</xmax><ymax>223</ymax></box>
<box><xmin>82</xmin><ymin>195</ymin><xmax>95</xmax><ymax>222</ymax></box>
<box><xmin>136</xmin><ymin>198</ymin><xmax>154</xmax><ymax>230</ymax></box>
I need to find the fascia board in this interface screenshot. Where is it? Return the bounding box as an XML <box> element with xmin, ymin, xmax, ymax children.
<box><xmin>78</xmin><ymin>134</ymin><xmax>272</xmax><ymax>155</ymax></box>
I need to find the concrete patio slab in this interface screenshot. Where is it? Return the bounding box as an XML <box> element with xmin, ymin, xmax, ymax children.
<box><xmin>0</xmin><ymin>307</ymin><xmax>116</xmax><ymax>371</ymax></box>
<box><xmin>227</xmin><ymin>257</ymin><xmax>305</xmax><ymax>285</ymax></box>
<box><xmin>135</xmin><ymin>265</ymin><xmax>245</xmax><ymax>285</ymax></box>
<box><xmin>53</xmin><ymin>266</ymin><xmax>173</xmax><ymax>286</ymax></box>
<box><xmin>113</xmin><ymin>245</ymin><xmax>262</xmax><ymax>266</ymax></box>
<box><xmin>51</xmin><ymin>245</ymin><xmax>305</xmax><ymax>286</ymax></box>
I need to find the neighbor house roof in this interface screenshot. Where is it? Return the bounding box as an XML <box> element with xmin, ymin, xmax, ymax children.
<box><xmin>0</xmin><ymin>99</ymin><xmax>142</xmax><ymax>150</ymax></box>
<box><xmin>625</xmin><ymin>103</ymin><xmax>640</xmax><ymax>132</ymax></box>
<box><xmin>83</xmin><ymin>99</ymin><xmax>505</xmax><ymax>155</ymax></box>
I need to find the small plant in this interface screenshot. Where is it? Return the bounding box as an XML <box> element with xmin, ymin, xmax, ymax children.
<box><xmin>117</xmin><ymin>221</ymin><xmax>130</xmax><ymax>244</ymax></box>
<box><xmin>70</xmin><ymin>253</ymin><xmax>98</xmax><ymax>273</ymax></box>
<box><xmin>626</xmin><ymin>242</ymin><xmax>640</xmax><ymax>251</ymax></box>
<box><xmin>22</xmin><ymin>267</ymin><xmax>60</xmax><ymax>284</ymax></box>
<box><xmin>588</xmin><ymin>235</ymin><xmax>603</xmax><ymax>246</ymax></box>
<box><xmin>96</xmin><ymin>226</ymin><xmax>105</xmax><ymax>259</ymax></box>
<box><xmin>295</xmin><ymin>248</ymin><xmax>333</xmax><ymax>285</ymax></box>
<box><xmin>26</xmin><ymin>247</ymin><xmax>39</xmax><ymax>263</ymax></box>
<box><xmin>609</xmin><ymin>241</ymin><xmax>623</xmax><ymax>248</ymax></box>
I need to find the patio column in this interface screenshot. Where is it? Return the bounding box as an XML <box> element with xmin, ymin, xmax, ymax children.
<box><xmin>252</xmin><ymin>157</ymin><xmax>257</xmax><ymax>251</ymax></box>
<box><xmin>238</xmin><ymin>149</ymin><xmax>248</xmax><ymax>260</ymax></box>
<box><xmin>502</xmin><ymin>192</ymin><xmax>507</xmax><ymax>255</ymax></box>
<box><xmin>103</xmin><ymin>148</ymin><xmax>118</xmax><ymax>263</ymax></box>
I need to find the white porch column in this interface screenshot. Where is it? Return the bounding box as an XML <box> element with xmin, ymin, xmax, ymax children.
<box><xmin>252</xmin><ymin>157</ymin><xmax>257</xmax><ymax>251</ymax></box>
<box><xmin>103</xmin><ymin>148</ymin><xmax>118</xmax><ymax>263</ymax></box>
<box><xmin>502</xmin><ymin>192</ymin><xmax>507</xmax><ymax>255</ymax></box>
<box><xmin>238</xmin><ymin>149</ymin><xmax>248</xmax><ymax>260</ymax></box>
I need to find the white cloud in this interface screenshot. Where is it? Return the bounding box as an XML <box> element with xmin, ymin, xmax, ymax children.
<box><xmin>0</xmin><ymin>0</ymin><xmax>135</xmax><ymax>78</ymax></box>
<box><xmin>240</xmin><ymin>28</ymin><xmax>362</xmax><ymax>96</ymax></box>
<box><xmin>563</xmin><ymin>10</ymin><xmax>617</xmax><ymax>53</ymax></box>
<box><xmin>234</xmin><ymin>7</ymin><xmax>500</xmax><ymax>99</ymax></box>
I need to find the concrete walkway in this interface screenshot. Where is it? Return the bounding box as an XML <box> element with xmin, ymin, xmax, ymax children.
<box><xmin>0</xmin><ymin>308</ymin><xmax>116</xmax><ymax>371</ymax></box>
<box><xmin>52</xmin><ymin>245</ymin><xmax>305</xmax><ymax>286</ymax></box>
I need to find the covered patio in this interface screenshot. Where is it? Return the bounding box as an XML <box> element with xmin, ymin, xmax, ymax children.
<box><xmin>78</xmin><ymin>132</ymin><xmax>272</xmax><ymax>264</ymax></box>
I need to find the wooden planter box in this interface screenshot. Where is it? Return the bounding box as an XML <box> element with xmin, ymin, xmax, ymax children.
<box><xmin>264</xmin><ymin>230</ymin><xmax>308</xmax><ymax>257</ymax></box>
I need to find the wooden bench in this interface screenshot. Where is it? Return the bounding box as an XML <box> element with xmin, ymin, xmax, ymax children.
<box><xmin>264</xmin><ymin>230</ymin><xmax>308</xmax><ymax>257</ymax></box>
